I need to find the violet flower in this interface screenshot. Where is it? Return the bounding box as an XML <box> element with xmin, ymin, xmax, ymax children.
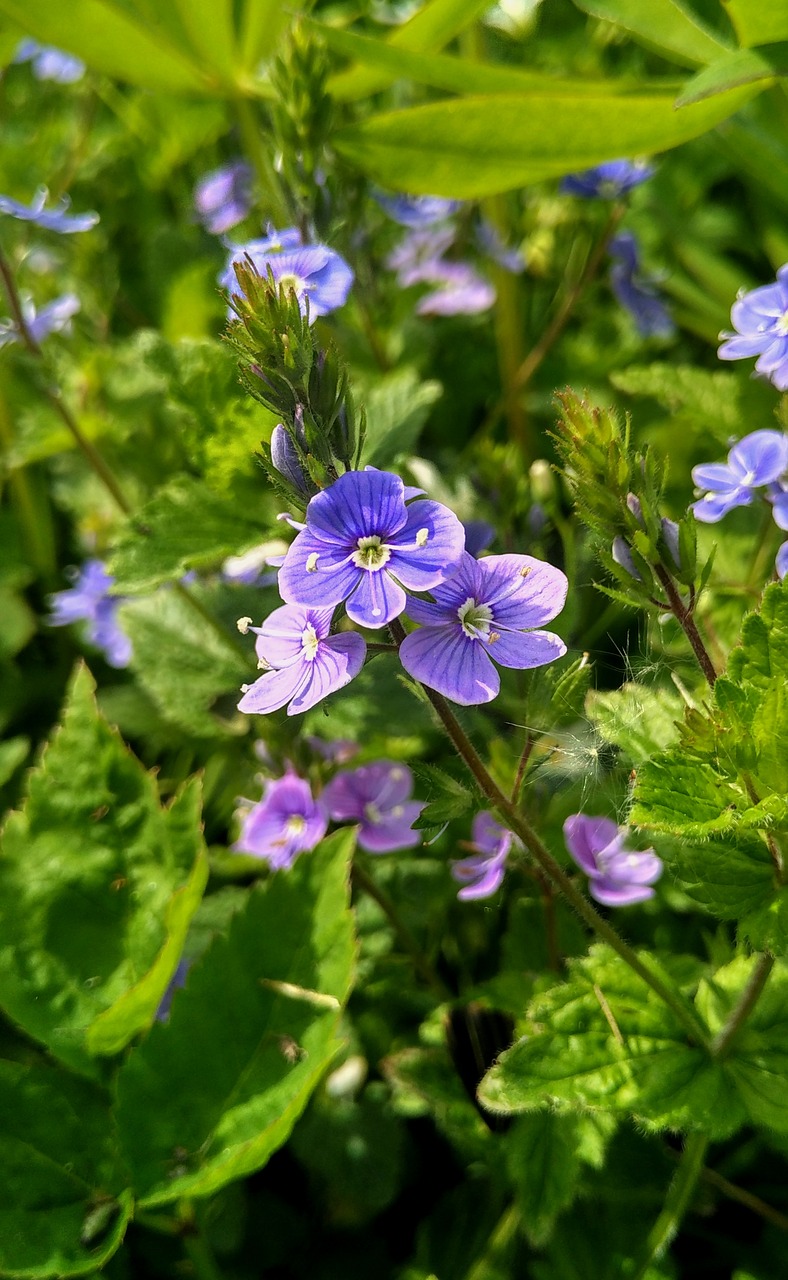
<box><xmin>463</xmin><ymin>520</ymin><xmax>495</xmax><ymax>558</ymax></box>
<box><xmin>415</xmin><ymin>262</ymin><xmax>496</xmax><ymax>316</ymax></box>
<box><xmin>222</xmin><ymin>235</ymin><xmax>353</xmax><ymax>321</ymax></box>
<box><xmin>477</xmin><ymin>219</ymin><xmax>524</xmax><ymax>273</ymax></box>
<box><xmin>323</xmin><ymin>761</ymin><xmax>423</xmax><ymax>853</ymax></box>
<box><xmin>305</xmin><ymin>737</ymin><xmax>359</xmax><ymax>764</ymax></box>
<box><xmin>376</xmin><ymin>193</ymin><xmax>461</xmax><ymax>227</ymax></box>
<box><xmin>0</xmin><ymin>188</ymin><xmax>98</xmax><ymax>233</ymax></box>
<box><xmin>691</xmin><ymin>429</ymin><xmax>788</xmax><ymax>522</ymax></box>
<box><xmin>234</xmin><ymin>770</ymin><xmax>327</xmax><ymax>870</ymax></box>
<box><xmin>609</xmin><ymin>232</ymin><xmax>674</xmax><ymax>339</ymax></box>
<box><xmin>14</xmin><ymin>40</ymin><xmax>85</xmax><ymax>83</ymax></box>
<box><xmin>386</xmin><ymin>224</ymin><xmax>456</xmax><ymax>287</ymax></box>
<box><xmin>195</xmin><ymin>160</ymin><xmax>252</xmax><ymax>235</ymax></box>
<box><xmin>564</xmin><ymin>814</ymin><xmax>662</xmax><ymax>906</ymax></box>
<box><xmin>49</xmin><ymin>559</ymin><xmax>132</xmax><ymax>668</ymax></box>
<box><xmin>451</xmin><ymin>812</ymin><xmax>514</xmax><ymax>900</ymax></box>
<box><xmin>0</xmin><ymin>293</ymin><xmax>79</xmax><ymax>348</ymax></box>
<box><xmin>278</xmin><ymin>468</ymin><xmax>466</xmax><ymax>629</ymax></box>
<box><xmin>560</xmin><ymin>159</ymin><xmax>653</xmax><ymax>199</ymax></box>
<box><xmin>718</xmin><ymin>265</ymin><xmax>788</xmax><ymax>390</ymax></box>
<box><xmin>237</xmin><ymin>604</ymin><xmax>366</xmax><ymax>716</ymax></box>
<box><xmin>400</xmin><ymin>549</ymin><xmax>567</xmax><ymax>706</ymax></box>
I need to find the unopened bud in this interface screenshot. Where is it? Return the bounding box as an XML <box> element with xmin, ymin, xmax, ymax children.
<box><xmin>271</xmin><ymin>424</ymin><xmax>310</xmax><ymax>496</ymax></box>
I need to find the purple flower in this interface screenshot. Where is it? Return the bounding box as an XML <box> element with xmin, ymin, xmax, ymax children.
<box><xmin>564</xmin><ymin>814</ymin><xmax>662</xmax><ymax>906</ymax></box>
<box><xmin>234</xmin><ymin>770</ymin><xmax>327</xmax><ymax>870</ymax></box>
<box><xmin>560</xmin><ymin>159</ymin><xmax>653</xmax><ymax>199</ymax></box>
<box><xmin>0</xmin><ymin>188</ymin><xmax>98</xmax><ymax>233</ymax></box>
<box><xmin>611</xmin><ymin>535</ymin><xmax>641</xmax><ymax>580</ymax></box>
<box><xmin>195</xmin><ymin>161</ymin><xmax>252</xmax><ymax>235</ymax></box>
<box><xmin>49</xmin><ymin>559</ymin><xmax>132</xmax><ymax>668</ymax></box>
<box><xmin>15</xmin><ymin>40</ymin><xmax>85</xmax><ymax>83</ymax></box>
<box><xmin>237</xmin><ymin>604</ymin><xmax>366</xmax><ymax>716</ymax></box>
<box><xmin>270</xmin><ymin>423</ymin><xmax>310</xmax><ymax>497</ymax></box>
<box><xmin>376</xmin><ymin>193</ymin><xmax>461</xmax><ymax>227</ymax></box>
<box><xmin>776</xmin><ymin>542</ymin><xmax>788</xmax><ymax>579</ymax></box>
<box><xmin>415</xmin><ymin>262</ymin><xmax>496</xmax><ymax>316</ymax></box>
<box><xmin>477</xmin><ymin>219</ymin><xmax>524</xmax><ymax>273</ymax></box>
<box><xmin>222</xmin><ymin>237</ymin><xmax>353</xmax><ymax>321</ymax></box>
<box><xmin>323</xmin><ymin>761</ymin><xmax>422</xmax><ymax>853</ymax></box>
<box><xmin>609</xmin><ymin>232</ymin><xmax>674</xmax><ymax>339</ymax></box>
<box><xmin>463</xmin><ymin>520</ymin><xmax>495</xmax><ymax>558</ymax></box>
<box><xmin>718</xmin><ymin>265</ymin><xmax>788</xmax><ymax>390</ymax></box>
<box><xmin>278</xmin><ymin>468</ymin><xmax>466</xmax><ymax>630</ymax></box>
<box><xmin>386</xmin><ymin>225</ymin><xmax>456</xmax><ymax>287</ymax></box>
<box><xmin>221</xmin><ymin>540</ymin><xmax>284</xmax><ymax>587</ymax></box>
<box><xmin>691</xmin><ymin>429</ymin><xmax>788</xmax><ymax>523</ymax></box>
<box><xmin>451</xmin><ymin>812</ymin><xmax>514</xmax><ymax>900</ymax></box>
<box><xmin>305</xmin><ymin>736</ymin><xmax>359</xmax><ymax>764</ymax></box>
<box><xmin>156</xmin><ymin>960</ymin><xmax>190</xmax><ymax>1022</ymax></box>
<box><xmin>0</xmin><ymin>293</ymin><xmax>79</xmax><ymax>348</ymax></box>
<box><xmin>400</xmin><ymin>550</ymin><xmax>567</xmax><ymax>706</ymax></box>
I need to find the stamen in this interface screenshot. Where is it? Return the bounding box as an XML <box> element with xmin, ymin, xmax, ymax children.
<box><xmin>519</xmin><ymin>566</ymin><xmax>532</xmax><ymax>578</ymax></box>
<box><xmin>415</xmin><ymin>528</ymin><xmax>429</xmax><ymax>547</ymax></box>
<box><xmin>277</xmin><ymin>511</ymin><xmax>307</xmax><ymax>531</ymax></box>
<box><xmin>237</xmin><ymin>616</ymin><xmax>253</xmax><ymax>634</ymax></box>
<box><xmin>306</xmin><ymin>552</ymin><xmax>319</xmax><ymax>573</ymax></box>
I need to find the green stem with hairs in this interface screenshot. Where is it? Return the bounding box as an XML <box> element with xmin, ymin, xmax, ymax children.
<box><xmin>630</xmin><ymin>1133</ymin><xmax>709</xmax><ymax>1280</ymax></box>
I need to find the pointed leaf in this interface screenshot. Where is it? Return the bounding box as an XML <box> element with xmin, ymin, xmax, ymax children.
<box><xmin>573</xmin><ymin>0</ymin><xmax>729</xmax><ymax>67</ymax></box>
<box><xmin>724</xmin><ymin>0</ymin><xmax>788</xmax><ymax>47</ymax></box>
<box><xmin>676</xmin><ymin>44</ymin><xmax>788</xmax><ymax>106</ymax></box>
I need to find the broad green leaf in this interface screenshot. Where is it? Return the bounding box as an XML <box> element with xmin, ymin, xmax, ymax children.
<box><xmin>0</xmin><ymin>1061</ymin><xmax>132</xmax><ymax>1278</ymax></box>
<box><xmin>505</xmin><ymin>1113</ymin><xmax>591</xmax><ymax>1246</ymax></box>
<box><xmin>108</xmin><ymin>477</ymin><xmax>268</xmax><ymax>593</ymax></box>
<box><xmin>116</xmin><ymin>829</ymin><xmax>357</xmax><ymax>1205</ymax></box>
<box><xmin>329</xmin><ymin>0</ymin><xmax>492</xmax><ymax>101</ymax></box>
<box><xmin>0</xmin><ymin>667</ymin><xmax>207</xmax><ymax>1073</ymax></box>
<box><xmin>676</xmin><ymin>44</ymin><xmax>788</xmax><ymax>106</ymax></box>
<box><xmin>659</xmin><ymin>832</ymin><xmax>776</xmax><ymax>921</ymax></box>
<box><xmin>237</xmin><ymin>0</ymin><xmax>291</xmax><ymax>76</ymax></box>
<box><xmin>723</xmin><ymin>0</ymin><xmax>788</xmax><ymax>47</ymax></box>
<box><xmin>411</xmin><ymin>763</ymin><xmax>473</xmax><ymax>829</ymax></box>
<box><xmin>586</xmin><ymin>683</ymin><xmax>682</xmax><ymax>765</ymax></box>
<box><xmin>630</xmin><ymin>749</ymin><xmax>741</xmax><ymax>836</ymax></box>
<box><xmin>0</xmin><ymin>0</ymin><xmax>214</xmax><ymax>93</ymax></box>
<box><xmin>334</xmin><ymin>84</ymin><xmax>758</xmax><ymax>198</ymax></box>
<box><xmin>572</xmin><ymin>0</ymin><xmax>729</xmax><ymax>67</ymax></box>
<box><xmin>383</xmin><ymin>1046</ymin><xmax>491</xmax><ymax>1160</ymax></box>
<box><xmin>0</xmin><ymin>737</ymin><xmax>27</xmax><ymax>789</ymax></box>
<box><xmin>479</xmin><ymin>946</ymin><xmax>743</xmax><ymax>1136</ymax></box>
<box><xmin>0</xmin><ymin>588</ymin><xmax>35</xmax><ymax>659</ymax></box>
<box><xmin>171</xmin><ymin>0</ymin><xmax>237</xmax><ymax>84</ymax></box>
<box><xmin>361</xmin><ymin>368</ymin><xmax>442</xmax><ymax>470</ymax></box>
<box><xmin>609</xmin><ymin>363</ymin><xmax>757</xmax><ymax>440</ymax></box>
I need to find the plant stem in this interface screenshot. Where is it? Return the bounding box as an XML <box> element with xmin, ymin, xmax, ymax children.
<box><xmin>654</xmin><ymin>564</ymin><xmax>718</xmax><ymax>687</ymax></box>
<box><xmin>464</xmin><ymin>1202</ymin><xmax>520</xmax><ymax>1280</ymax></box>
<box><xmin>711</xmin><ymin>952</ymin><xmax>774</xmax><ymax>1061</ymax></box>
<box><xmin>351</xmin><ymin>859</ymin><xmax>451</xmax><ymax>999</ymax></box>
<box><xmin>389</xmin><ymin>621</ymin><xmax>710</xmax><ymax>1048</ymax></box>
<box><xmin>178</xmin><ymin>1202</ymin><xmax>225</xmax><ymax>1280</ymax></box>
<box><xmin>235</xmin><ymin>96</ymin><xmax>287</xmax><ymax>225</ymax></box>
<box><xmin>698</xmin><ymin>1162</ymin><xmax>788</xmax><ymax>1232</ymax></box>
<box><xmin>0</xmin><ymin>391</ymin><xmax>56</xmax><ymax>580</ymax></box>
<box><xmin>511</xmin><ymin>730</ymin><xmax>535</xmax><ymax>804</ymax></box>
<box><xmin>630</xmin><ymin>1133</ymin><xmax>709</xmax><ymax>1280</ymax></box>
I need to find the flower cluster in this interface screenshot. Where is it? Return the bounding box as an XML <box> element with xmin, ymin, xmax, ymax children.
<box><xmin>608</xmin><ymin>232</ymin><xmax>673</xmax><ymax>339</ymax></box>
<box><xmin>221</xmin><ymin>225</ymin><xmax>353</xmax><ymax>321</ymax></box>
<box><xmin>564</xmin><ymin>814</ymin><xmax>663</xmax><ymax>906</ymax></box>
<box><xmin>49</xmin><ymin>559</ymin><xmax>132</xmax><ymax>668</ymax></box>
<box><xmin>691</xmin><ymin>428</ymin><xmax>788</xmax><ymax>577</ymax></box>
<box><xmin>718</xmin><ymin>265</ymin><xmax>788</xmax><ymax>390</ymax></box>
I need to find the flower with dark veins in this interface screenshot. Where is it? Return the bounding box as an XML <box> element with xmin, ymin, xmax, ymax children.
<box><xmin>718</xmin><ymin>265</ymin><xmax>788</xmax><ymax>389</ymax></box>
<box><xmin>691</xmin><ymin>429</ymin><xmax>788</xmax><ymax>522</ymax></box>
<box><xmin>237</xmin><ymin>604</ymin><xmax>366</xmax><ymax>716</ymax></box>
<box><xmin>564</xmin><ymin>814</ymin><xmax>663</xmax><ymax>906</ymax></box>
<box><xmin>234</xmin><ymin>770</ymin><xmax>327</xmax><ymax>870</ymax></box>
<box><xmin>323</xmin><ymin>760</ymin><xmax>423</xmax><ymax>853</ymax></box>
<box><xmin>452</xmin><ymin>812</ymin><xmax>515</xmax><ymax>900</ymax></box>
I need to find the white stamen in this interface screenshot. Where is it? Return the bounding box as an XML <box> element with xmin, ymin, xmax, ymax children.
<box><xmin>457</xmin><ymin>596</ymin><xmax>494</xmax><ymax>640</ymax></box>
<box><xmin>240</xmin><ymin>683</ymin><xmax>251</xmax><ymax>693</ymax></box>
<box><xmin>519</xmin><ymin>566</ymin><xmax>532</xmax><ymax>578</ymax></box>
<box><xmin>277</xmin><ymin>511</ymin><xmax>307</xmax><ymax>531</ymax></box>
<box><xmin>415</xmin><ymin>527</ymin><xmax>429</xmax><ymax>547</ymax></box>
<box><xmin>237</xmin><ymin>616</ymin><xmax>253</xmax><ymax>634</ymax></box>
<box><xmin>306</xmin><ymin>552</ymin><xmax>319</xmax><ymax>573</ymax></box>
<box><xmin>301</xmin><ymin>624</ymin><xmax>320</xmax><ymax>660</ymax></box>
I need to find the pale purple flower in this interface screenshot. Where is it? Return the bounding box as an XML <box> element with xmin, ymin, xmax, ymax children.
<box><xmin>400</xmin><ymin>550</ymin><xmax>567</xmax><ymax>706</ymax></box>
<box><xmin>195</xmin><ymin>161</ymin><xmax>252</xmax><ymax>235</ymax></box>
<box><xmin>691</xmin><ymin>430</ymin><xmax>788</xmax><ymax>522</ymax></box>
<box><xmin>451</xmin><ymin>812</ymin><xmax>514</xmax><ymax>900</ymax></box>
<box><xmin>776</xmin><ymin>542</ymin><xmax>788</xmax><ymax>579</ymax></box>
<box><xmin>718</xmin><ymin>265</ymin><xmax>788</xmax><ymax>389</ymax></box>
<box><xmin>0</xmin><ymin>188</ymin><xmax>98</xmax><ymax>233</ymax></box>
<box><xmin>0</xmin><ymin>293</ymin><xmax>79</xmax><ymax>348</ymax></box>
<box><xmin>611</xmin><ymin>535</ymin><xmax>641</xmax><ymax>580</ymax></box>
<box><xmin>15</xmin><ymin>40</ymin><xmax>85</xmax><ymax>83</ymax></box>
<box><xmin>222</xmin><ymin>237</ymin><xmax>352</xmax><ymax>320</ymax></box>
<box><xmin>416</xmin><ymin>262</ymin><xmax>496</xmax><ymax>316</ymax></box>
<box><xmin>477</xmin><ymin>220</ymin><xmax>524</xmax><ymax>273</ymax></box>
<box><xmin>270</xmin><ymin>423</ymin><xmax>310</xmax><ymax>497</ymax></box>
<box><xmin>221</xmin><ymin>540</ymin><xmax>283</xmax><ymax>587</ymax></box>
<box><xmin>463</xmin><ymin>520</ymin><xmax>495</xmax><ymax>558</ymax></box>
<box><xmin>376</xmin><ymin>193</ymin><xmax>461</xmax><ymax>227</ymax></box>
<box><xmin>278</xmin><ymin>468</ymin><xmax>466</xmax><ymax>629</ymax></box>
<box><xmin>305</xmin><ymin>737</ymin><xmax>358</xmax><ymax>764</ymax></box>
<box><xmin>234</xmin><ymin>770</ymin><xmax>327</xmax><ymax>870</ymax></box>
<box><xmin>564</xmin><ymin>814</ymin><xmax>662</xmax><ymax>906</ymax></box>
<box><xmin>49</xmin><ymin>559</ymin><xmax>132</xmax><ymax>668</ymax></box>
<box><xmin>609</xmin><ymin>232</ymin><xmax>674</xmax><ymax>338</ymax></box>
<box><xmin>323</xmin><ymin>761</ymin><xmax>422</xmax><ymax>853</ymax></box>
<box><xmin>237</xmin><ymin>604</ymin><xmax>366</xmax><ymax>716</ymax></box>
<box><xmin>386</xmin><ymin>224</ymin><xmax>456</xmax><ymax>287</ymax></box>
<box><xmin>560</xmin><ymin>159</ymin><xmax>653</xmax><ymax>199</ymax></box>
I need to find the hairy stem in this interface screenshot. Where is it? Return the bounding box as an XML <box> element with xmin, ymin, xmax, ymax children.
<box><xmin>698</xmin><ymin>1162</ymin><xmax>788</xmax><ymax>1232</ymax></box>
<box><xmin>351</xmin><ymin>859</ymin><xmax>450</xmax><ymax>999</ymax></box>
<box><xmin>711</xmin><ymin>952</ymin><xmax>774</xmax><ymax>1061</ymax></box>
<box><xmin>630</xmin><ymin>1133</ymin><xmax>708</xmax><ymax>1280</ymax></box>
<box><xmin>654</xmin><ymin>564</ymin><xmax>718</xmax><ymax>687</ymax></box>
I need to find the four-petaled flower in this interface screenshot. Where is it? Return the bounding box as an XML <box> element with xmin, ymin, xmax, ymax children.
<box><xmin>718</xmin><ymin>265</ymin><xmax>788</xmax><ymax>390</ymax></box>
<box><xmin>564</xmin><ymin>814</ymin><xmax>663</xmax><ymax>906</ymax></box>
<box><xmin>15</xmin><ymin>39</ymin><xmax>85</xmax><ymax>83</ymax></box>
<box><xmin>560</xmin><ymin>159</ymin><xmax>653</xmax><ymax>200</ymax></box>
<box><xmin>194</xmin><ymin>160</ymin><xmax>252</xmax><ymax>235</ymax></box>
<box><xmin>49</xmin><ymin>559</ymin><xmax>132</xmax><ymax>668</ymax></box>
<box><xmin>451</xmin><ymin>812</ymin><xmax>514</xmax><ymax>900</ymax></box>
<box><xmin>0</xmin><ymin>188</ymin><xmax>98</xmax><ymax>233</ymax></box>
<box><xmin>323</xmin><ymin>761</ymin><xmax>423</xmax><ymax>853</ymax></box>
<box><xmin>400</xmin><ymin>550</ymin><xmax>567</xmax><ymax>705</ymax></box>
<box><xmin>237</xmin><ymin>604</ymin><xmax>366</xmax><ymax>716</ymax></box>
<box><xmin>278</xmin><ymin>468</ymin><xmax>466</xmax><ymax>629</ymax></box>
<box><xmin>234</xmin><ymin>770</ymin><xmax>327</xmax><ymax>870</ymax></box>
<box><xmin>691</xmin><ymin>429</ymin><xmax>788</xmax><ymax>522</ymax></box>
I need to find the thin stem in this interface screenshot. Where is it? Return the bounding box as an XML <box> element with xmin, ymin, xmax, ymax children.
<box><xmin>654</xmin><ymin>565</ymin><xmax>718</xmax><ymax>687</ymax></box>
<box><xmin>389</xmin><ymin>621</ymin><xmax>711</xmax><ymax>1049</ymax></box>
<box><xmin>464</xmin><ymin>1202</ymin><xmax>520</xmax><ymax>1280</ymax></box>
<box><xmin>511</xmin><ymin>730</ymin><xmax>535</xmax><ymax>804</ymax></box>
<box><xmin>630</xmin><ymin>1133</ymin><xmax>708</xmax><ymax>1280</ymax></box>
<box><xmin>698</xmin><ymin>1162</ymin><xmax>788</xmax><ymax>1232</ymax></box>
<box><xmin>0</xmin><ymin>391</ymin><xmax>56</xmax><ymax>580</ymax></box>
<box><xmin>351</xmin><ymin>859</ymin><xmax>451</xmax><ymax>999</ymax></box>
<box><xmin>178</xmin><ymin>1202</ymin><xmax>224</xmax><ymax>1280</ymax></box>
<box><xmin>711</xmin><ymin>952</ymin><xmax>774</xmax><ymax>1061</ymax></box>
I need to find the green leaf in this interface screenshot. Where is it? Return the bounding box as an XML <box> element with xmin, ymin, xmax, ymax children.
<box><xmin>171</xmin><ymin>0</ymin><xmax>237</xmax><ymax>84</ymax></box>
<box><xmin>505</xmin><ymin>1112</ymin><xmax>604</xmax><ymax>1247</ymax></box>
<box><xmin>109</xmin><ymin>477</ymin><xmax>268</xmax><ymax>593</ymax></box>
<box><xmin>479</xmin><ymin>946</ymin><xmax>743</xmax><ymax>1136</ymax></box>
<box><xmin>542</xmin><ymin>655</ymin><xmax>594</xmax><ymax>728</ymax></box>
<box><xmin>0</xmin><ymin>1060</ymin><xmax>132</xmax><ymax>1278</ymax></box>
<box><xmin>0</xmin><ymin>667</ymin><xmax>207</xmax><ymax>1073</ymax></box>
<box><xmin>586</xmin><ymin>683</ymin><xmax>682</xmax><ymax>765</ymax></box>
<box><xmin>723</xmin><ymin>0</ymin><xmax>788</xmax><ymax>47</ymax></box>
<box><xmin>116</xmin><ymin>829</ymin><xmax>357</xmax><ymax>1205</ymax></box>
<box><xmin>630</xmin><ymin>749</ymin><xmax>742</xmax><ymax>836</ymax></box>
<box><xmin>411</xmin><ymin>763</ymin><xmax>473</xmax><ymax>828</ymax></box>
<box><xmin>334</xmin><ymin>84</ymin><xmax>759</xmax><ymax>199</ymax></box>
<box><xmin>237</xmin><ymin>0</ymin><xmax>290</xmax><ymax>74</ymax></box>
<box><xmin>0</xmin><ymin>737</ymin><xmax>28</xmax><ymax>789</ymax></box>
<box><xmin>609</xmin><ymin>362</ymin><xmax>756</xmax><ymax>440</ymax></box>
<box><xmin>572</xmin><ymin>0</ymin><xmax>729</xmax><ymax>67</ymax></box>
<box><xmin>676</xmin><ymin>43</ymin><xmax>788</xmax><ymax>106</ymax></box>
<box><xmin>0</xmin><ymin>588</ymin><xmax>35</xmax><ymax>660</ymax></box>
<box><xmin>361</xmin><ymin>368</ymin><xmax>442</xmax><ymax>470</ymax></box>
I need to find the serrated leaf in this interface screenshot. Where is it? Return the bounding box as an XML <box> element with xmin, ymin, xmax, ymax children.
<box><xmin>586</xmin><ymin>683</ymin><xmax>682</xmax><ymax>765</ymax></box>
<box><xmin>504</xmin><ymin>1113</ymin><xmax>584</xmax><ymax>1247</ymax></box>
<box><xmin>572</xmin><ymin>0</ymin><xmax>729</xmax><ymax>66</ymax></box>
<box><xmin>630</xmin><ymin>749</ymin><xmax>741</xmax><ymax>836</ymax></box>
<box><xmin>411</xmin><ymin>763</ymin><xmax>472</xmax><ymax>828</ymax></box>
<box><xmin>544</xmin><ymin>654</ymin><xmax>594</xmax><ymax>727</ymax></box>
<box><xmin>0</xmin><ymin>1060</ymin><xmax>132</xmax><ymax>1278</ymax></box>
<box><xmin>0</xmin><ymin>667</ymin><xmax>207</xmax><ymax>1073</ymax></box>
<box><xmin>609</xmin><ymin>363</ymin><xmax>751</xmax><ymax>439</ymax></box>
<box><xmin>361</xmin><ymin>368</ymin><xmax>442</xmax><ymax>470</ymax></box>
<box><xmin>116</xmin><ymin>829</ymin><xmax>357</xmax><ymax>1205</ymax></box>
<box><xmin>109</xmin><ymin>477</ymin><xmax>267</xmax><ymax>593</ymax></box>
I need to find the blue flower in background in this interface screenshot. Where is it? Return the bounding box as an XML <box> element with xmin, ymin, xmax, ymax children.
<box><xmin>0</xmin><ymin>292</ymin><xmax>79</xmax><ymax>348</ymax></box>
<box><xmin>400</xmin><ymin>550</ymin><xmax>567</xmax><ymax>706</ymax></box>
<box><xmin>386</xmin><ymin>224</ymin><xmax>456</xmax><ymax>287</ymax></box>
<box><xmin>323</xmin><ymin>761</ymin><xmax>423</xmax><ymax>853</ymax></box>
<box><xmin>49</xmin><ymin>559</ymin><xmax>132</xmax><ymax>668</ymax></box>
<box><xmin>194</xmin><ymin>160</ymin><xmax>252</xmax><ymax>236</ymax></box>
<box><xmin>609</xmin><ymin>232</ymin><xmax>674</xmax><ymax>338</ymax></box>
<box><xmin>476</xmin><ymin>219</ymin><xmax>525</xmax><ymax>273</ymax></box>
<box><xmin>564</xmin><ymin>814</ymin><xmax>663</xmax><ymax>906</ymax></box>
<box><xmin>560</xmin><ymin>159</ymin><xmax>653</xmax><ymax>199</ymax></box>
<box><xmin>237</xmin><ymin>604</ymin><xmax>366</xmax><ymax>716</ymax></box>
<box><xmin>415</xmin><ymin>262</ymin><xmax>496</xmax><ymax>316</ymax></box>
<box><xmin>376</xmin><ymin>192</ymin><xmax>462</xmax><ymax>227</ymax></box>
<box><xmin>0</xmin><ymin>188</ymin><xmax>98</xmax><ymax>233</ymax></box>
<box><xmin>718</xmin><ymin>265</ymin><xmax>788</xmax><ymax>390</ymax></box>
<box><xmin>777</xmin><ymin>541</ymin><xmax>788</xmax><ymax>579</ymax></box>
<box><xmin>222</xmin><ymin>237</ymin><xmax>353</xmax><ymax>321</ymax></box>
<box><xmin>233</xmin><ymin>770</ymin><xmax>327</xmax><ymax>870</ymax></box>
<box><xmin>691</xmin><ymin>429</ymin><xmax>788</xmax><ymax>522</ymax></box>
<box><xmin>463</xmin><ymin>520</ymin><xmax>496</xmax><ymax>558</ymax></box>
<box><xmin>15</xmin><ymin>39</ymin><xmax>85</xmax><ymax>83</ymax></box>
<box><xmin>452</xmin><ymin>812</ymin><xmax>515</xmax><ymax>901</ymax></box>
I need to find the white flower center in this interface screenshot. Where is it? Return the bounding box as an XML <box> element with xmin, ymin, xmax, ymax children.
<box><xmin>277</xmin><ymin>271</ymin><xmax>307</xmax><ymax>296</ymax></box>
<box><xmin>352</xmin><ymin>535</ymin><xmax>392</xmax><ymax>572</ymax></box>
<box><xmin>364</xmin><ymin>802</ymin><xmax>381</xmax><ymax>824</ymax></box>
<box><xmin>777</xmin><ymin>310</ymin><xmax>788</xmax><ymax>337</ymax></box>
<box><xmin>301</xmin><ymin>624</ymin><xmax>320</xmax><ymax>661</ymax></box>
<box><xmin>285</xmin><ymin>815</ymin><xmax>307</xmax><ymax>837</ymax></box>
<box><xmin>458</xmin><ymin>597</ymin><xmax>494</xmax><ymax>640</ymax></box>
